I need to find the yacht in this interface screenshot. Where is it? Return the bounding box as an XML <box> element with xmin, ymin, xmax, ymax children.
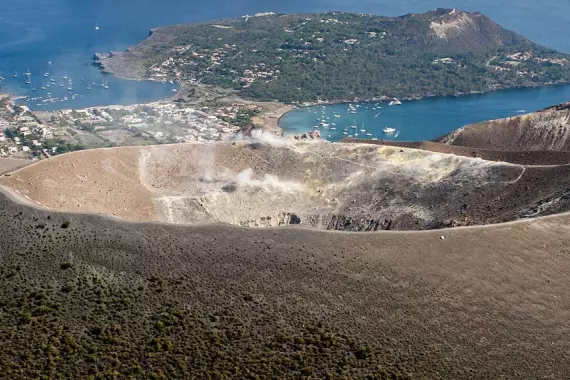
<box><xmin>365</xmin><ymin>132</ymin><xmax>373</xmax><ymax>137</ymax></box>
<box><xmin>103</xmin><ymin>81</ymin><xmax>109</xmax><ymax>89</ymax></box>
<box><xmin>388</xmin><ymin>99</ymin><xmax>402</xmax><ymax>106</ymax></box>
<box><xmin>383</xmin><ymin>127</ymin><xmax>396</xmax><ymax>133</ymax></box>
<box><xmin>360</xmin><ymin>128</ymin><xmax>366</xmax><ymax>133</ymax></box>
<box><xmin>25</xmin><ymin>76</ymin><xmax>32</xmax><ymax>85</ymax></box>
<box><xmin>12</xmin><ymin>70</ymin><xmax>18</xmax><ymax>78</ymax></box>
<box><xmin>349</xmin><ymin>124</ymin><xmax>357</xmax><ymax>129</ymax></box>
<box><xmin>95</xmin><ymin>23</ymin><xmax>100</xmax><ymax>31</ymax></box>
<box><xmin>62</xmin><ymin>73</ymin><xmax>68</xmax><ymax>80</ymax></box>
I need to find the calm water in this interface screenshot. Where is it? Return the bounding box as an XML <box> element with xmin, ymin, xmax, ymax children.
<box><xmin>0</xmin><ymin>0</ymin><xmax>569</xmax><ymax>113</ymax></box>
<box><xmin>279</xmin><ymin>85</ymin><xmax>570</xmax><ymax>142</ymax></box>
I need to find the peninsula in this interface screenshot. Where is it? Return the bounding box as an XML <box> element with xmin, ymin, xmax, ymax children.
<box><xmin>95</xmin><ymin>9</ymin><xmax>570</xmax><ymax>103</ymax></box>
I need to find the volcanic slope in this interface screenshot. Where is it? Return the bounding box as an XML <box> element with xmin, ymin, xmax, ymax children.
<box><xmin>1</xmin><ymin>188</ymin><xmax>570</xmax><ymax>378</ymax></box>
<box><xmin>439</xmin><ymin>101</ymin><xmax>570</xmax><ymax>151</ymax></box>
<box><xmin>3</xmin><ymin>140</ymin><xmax>570</xmax><ymax>230</ymax></box>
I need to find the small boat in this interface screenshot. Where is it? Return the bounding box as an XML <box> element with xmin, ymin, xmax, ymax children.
<box><xmin>349</xmin><ymin>124</ymin><xmax>357</xmax><ymax>129</ymax></box>
<box><xmin>95</xmin><ymin>23</ymin><xmax>100</xmax><ymax>31</ymax></box>
<box><xmin>59</xmin><ymin>80</ymin><xmax>64</xmax><ymax>87</ymax></box>
<box><xmin>360</xmin><ymin>129</ymin><xmax>366</xmax><ymax>133</ymax></box>
<box><xmin>103</xmin><ymin>81</ymin><xmax>109</xmax><ymax>89</ymax></box>
<box><xmin>365</xmin><ymin>132</ymin><xmax>373</xmax><ymax>137</ymax></box>
<box><xmin>25</xmin><ymin>68</ymin><xmax>31</xmax><ymax>76</ymax></box>
<box><xmin>86</xmin><ymin>85</ymin><xmax>91</xmax><ymax>90</ymax></box>
<box><xmin>40</xmin><ymin>85</ymin><xmax>46</xmax><ymax>90</ymax></box>
<box><xmin>12</xmin><ymin>70</ymin><xmax>18</xmax><ymax>78</ymax></box>
<box><xmin>330</xmin><ymin>127</ymin><xmax>336</xmax><ymax>130</ymax></box>
<box><xmin>388</xmin><ymin>99</ymin><xmax>402</xmax><ymax>106</ymax></box>
<box><xmin>371</xmin><ymin>136</ymin><xmax>378</xmax><ymax>140</ymax></box>
<box><xmin>62</xmin><ymin>73</ymin><xmax>68</xmax><ymax>80</ymax></box>
<box><xmin>342</xmin><ymin>131</ymin><xmax>348</xmax><ymax>135</ymax></box>
<box><xmin>92</xmin><ymin>79</ymin><xmax>96</xmax><ymax>85</ymax></box>
<box><xmin>334</xmin><ymin>114</ymin><xmax>341</xmax><ymax>118</ymax></box>
<box><xmin>348</xmin><ymin>110</ymin><xmax>357</xmax><ymax>114</ymax></box>
<box><xmin>25</xmin><ymin>77</ymin><xmax>32</xmax><ymax>84</ymax></box>
<box><xmin>383</xmin><ymin>127</ymin><xmax>396</xmax><ymax>133</ymax></box>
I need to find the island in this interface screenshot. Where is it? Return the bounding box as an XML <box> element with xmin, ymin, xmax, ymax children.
<box><xmin>95</xmin><ymin>9</ymin><xmax>570</xmax><ymax>103</ymax></box>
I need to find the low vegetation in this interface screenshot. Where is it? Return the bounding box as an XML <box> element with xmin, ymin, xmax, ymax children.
<box><xmin>100</xmin><ymin>9</ymin><xmax>570</xmax><ymax>103</ymax></box>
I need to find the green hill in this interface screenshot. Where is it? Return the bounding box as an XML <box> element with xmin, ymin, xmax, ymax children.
<box><xmin>96</xmin><ymin>9</ymin><xmax>570</xmax><ymax>103</ymax></box>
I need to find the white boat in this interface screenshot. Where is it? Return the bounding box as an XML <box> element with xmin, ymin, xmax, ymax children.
<box><xmin>348</xmin><ymin>110</ymin><xmax>357</xmax><ymax>114</ymax></box>
<box><xmin>371</xmin><ymin>137</ymin><xmax>378</xmax><ymax>140</ymax></box>
<box><xmin>365</xmin><ymin>132</ymin><xmax>373</xmax><ymax>137</ymax></box>
<box><xmin>103</xmin><ymin>81</ymin><xmax>109</xmax><ymax>89</ymax></box>
<box><xmin>388</xmin><ymin>99</ymin><xmax>402</xmax><ymax>106</ymax></box>
<box><xmin>334</xmin><ymin>114</ymin><xmax>341</xmax><ymax>118</ymax></box>
<box><xmin>62</xmin><ymin>73</ymin><xmax>68</xmax><ymax>79</ymax></box>
<box><xmin>330</xmin><ymin>127</ymin><xmax>336</xmax><ymax>130</ymax></box>
<box><xmin>12</xmin><ymin>70</ymin><xmax>18</xmax><ymax>78</ymax></box>
<box><xmin>342</xmin><ymin>131</ymin><xmax>348</xmax><ymax>135</ymax></box>
<box><xmin>383</xmin><ymin>127</ymin><xmax>396</xmax><ymax>133</ymax></box>
<box><xmin>95</xmin><ymin>23</ymin><xmax>100</xmax><ymax>31</ymax></box>
<box><xmin>349</xmin><ymin>124</ymin><xmax>357</xmax><ymax>129</ymax></box>
<box><xmin>360</xmin><ymin>129</ymin><xmax>366</xmax><ymax>133</ymax></box>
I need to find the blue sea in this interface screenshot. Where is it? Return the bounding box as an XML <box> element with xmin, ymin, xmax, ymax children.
<box><xmin>1</xmin><ymin>0</ymin><xmax>569</xmax><ymax>140</ymax></box>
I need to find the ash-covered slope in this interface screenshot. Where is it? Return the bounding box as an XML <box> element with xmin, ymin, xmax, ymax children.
<box><xmin>2</xmin><ymin>185</ymin><xmax>570</xmax><ymax>378</ymax></box>
<box><xmin>438</xmin><ymin>101</ymin><xmax>570</xmax><ymax>151</ymax></box>
<box><xmin>413</xmin><ymin>8</ymin><xmax>532</xmax><ymax>53</ymax></box>
<box><xmin>3</xmin><ymin>140</ymin><xmax>570</xmax><ymax>230</ymax></box>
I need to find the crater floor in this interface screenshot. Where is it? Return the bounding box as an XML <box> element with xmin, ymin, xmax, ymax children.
<box><xmin>1</xmin><ymin>140</ymin><xmax>569</xmax><ymax>230</ymax></box>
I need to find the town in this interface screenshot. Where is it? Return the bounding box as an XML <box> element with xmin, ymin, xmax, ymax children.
<box><xmin>0</xmin><ymin>93</ymin><xmax>264</xmax><ymax>159</ymax></box>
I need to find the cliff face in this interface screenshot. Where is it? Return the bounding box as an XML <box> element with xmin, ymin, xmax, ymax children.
<box><xmin>421</xmin><ymin>8</ymin><xmax>531</xmax><ymax>53</ymax></box>
<box><xmin>438</xmin><ymin>101</ymin><xmax>570</xmax><ymax>151</ymax></box>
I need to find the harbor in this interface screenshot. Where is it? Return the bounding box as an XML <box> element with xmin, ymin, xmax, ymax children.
<box><xmin>279</xmin><ymin>83</ymin><xmax>570</xmax><ymax>142</ymax></box>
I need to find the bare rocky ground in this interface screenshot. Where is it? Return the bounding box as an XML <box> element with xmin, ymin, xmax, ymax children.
<box><xmin>3</xmin><ymin>103</ymin><xmax>570</xmax><ymax>378</ymax></box>
<box><xmin>4</xmin><ymin>139</ymin><xmax>570</xmax><ymax>231</ymax></box>
<box><xmin>438</xmin><ymin>101</ymin><xmax>570</xmax><ymax>151</ymax></box>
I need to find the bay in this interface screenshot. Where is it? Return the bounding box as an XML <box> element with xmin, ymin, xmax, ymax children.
<box><xmin>279</xmin><ymin>85</ymin><xmax>570</xmax><ymax>142</ymax></box>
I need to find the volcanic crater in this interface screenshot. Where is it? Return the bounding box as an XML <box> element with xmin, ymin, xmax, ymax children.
<box><xmin>3</xmin><ymin>137</ymin><xmax>570</xmax><ymax>231</ymax></box>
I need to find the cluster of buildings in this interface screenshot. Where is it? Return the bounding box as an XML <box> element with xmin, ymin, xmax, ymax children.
<box><xmin>240</xmin><ymin>64</ymin><xmax>280</xmax><ymax>87</ymax></box>
<box><xmin>0</xmin><ymin>97</ymin><xmax>59</xmax><ymax>158</ymax></box>
<box><xmin>505</xmin><ymin>51</ymin><xmax>567</xmax><ymax>66</ymax></box>
<box><xmin>52</xmin><ymin>101</ymin><xmax>239</xmax><ymax>144</ymax></box>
